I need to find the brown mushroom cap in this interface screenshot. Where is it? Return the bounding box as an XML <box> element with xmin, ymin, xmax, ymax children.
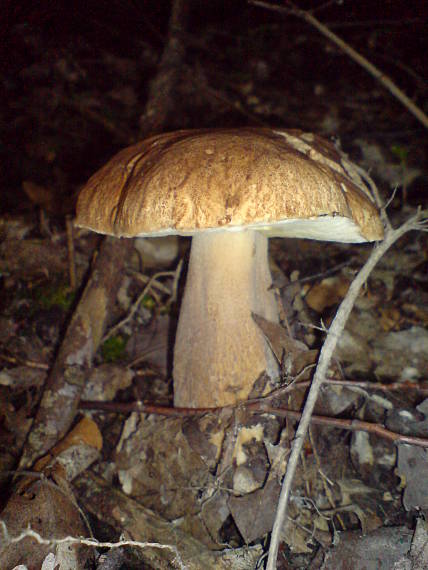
<box><xmin>75</xmin><ymin>128</ymin><xmax>384</xmax><ymax>243</ymax></box>
<box><xmin>75</xmin><ymin>128</ymin><xmax>384</xmax><ymax>408</ymax></box>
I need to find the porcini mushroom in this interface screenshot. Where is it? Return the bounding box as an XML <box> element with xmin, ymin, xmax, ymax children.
<box><xmin>75</xmin><ymin>128</ymin><xmax>383</xmax><ymax>408</ymax></box>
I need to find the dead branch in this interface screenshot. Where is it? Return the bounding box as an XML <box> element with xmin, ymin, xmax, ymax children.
<box><xmin>266</xmin><ymin>209</ymin><xmax>427</xmax><ymax>569</ymax></box>
<box><xmin>18</xmin><ymin>237</ymin><xmax>134</xmax><ymax>469</ymax></box>
<box><xmin>139</xmin><ymin>0</ymin><xmax>188</xmax><ymax>134</ymax></box>
<box><xmin>250</xmin><ymin>0</ymin><xmax>428</xmax><ymax>129</ymax></box>
<box><xmin>290</xmin><ymin>378</ymin><xmax>428</xmax><ymax>396</ymax></box>
<box><xmin>65</xmin><ymin>214</ymin><xmax>77</xmax><ymax>291</ymax></box>
<box><xmin>258</xmin><ymin>407</ymin><xmax>428</xmax><ymax>448</ymax></box>
<box><xmin>102</xmin><ymin>266</ymin><xmax>181</xmax><ymax>343</ymax></box>
<box><xmin>79</xmin><ymin>397</ymin><xmax>428</xmax><ymax>449</ymax></box>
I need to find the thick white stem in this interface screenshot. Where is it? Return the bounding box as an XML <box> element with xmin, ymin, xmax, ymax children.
<box><xmin>173</xmin><ymin>230</ymin><xmax>279</xmax><ymax>407</ymax></box>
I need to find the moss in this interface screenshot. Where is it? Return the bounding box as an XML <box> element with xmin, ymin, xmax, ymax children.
<box><xmin>101</xmin><ymin>335</ymin><xmax>127</xmax><ymax>363</ymax></box>
<box><xmin>34</xmin><ymin>282</ymin><xmax>75</xmax><ymax>311</ymax></box>
<box><xmin>141</xmin><ymin>293</ymin><xmax>156</xmax><ymax>310</ymax></box>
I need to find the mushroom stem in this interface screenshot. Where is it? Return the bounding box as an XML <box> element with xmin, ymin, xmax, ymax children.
<box><xmin>173</xmin><ymin>230</ymin><xmax>279</xmax><ymax>407</ymax></box>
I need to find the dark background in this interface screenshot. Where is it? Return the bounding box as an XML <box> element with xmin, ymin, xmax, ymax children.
<box><xmin>1</xmin><ymin>0</ymin><xmax>427</xmax><ymax>214</ymax></box>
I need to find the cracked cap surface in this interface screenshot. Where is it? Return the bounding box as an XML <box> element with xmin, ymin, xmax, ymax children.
<box><xmin>75</xmin><ymin>128</ymin><xmax>384</xmax><ymax>243</ymax></box>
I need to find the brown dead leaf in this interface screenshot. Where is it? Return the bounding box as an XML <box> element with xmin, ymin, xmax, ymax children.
<box><xmin>0</xmin><ymin>478</ymin><xmax>89</xmax><ymax>569</ymax></box>
<box><xmin>304</xmin><ymin>276</ymin><xmax>350</xmax><ymax>313</ymax></box>
<box><xmin>33</xmin><ymin>416</ymin><xmax>102</xmax><ymax>470</ymax></box>
<box><xmin>229</xmin><ymin>478</ymin><xmax>281</xmax><ymax>542</ymax></box>
<box><xmin>402</xmin><ymin>303</ymin><xmax>428</xmax><ymax>327</ymax></box>
<box><xmin>379</xmin><ymin>306</ymin><xmax>403</xmax><ymax>331</ymax></box>
<box><xmin>252</xmin><ymin>313</ymin><xmax>318</xmax><ymax>379</ymax></box>
<box><xmin>17</xmin><ymin>417</ymin><xmax>102</xmax><ymax>494</ymax></box>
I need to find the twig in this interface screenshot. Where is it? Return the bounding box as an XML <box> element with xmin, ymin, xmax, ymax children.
<box><xmin>376</xmin><ymin>53</ymin><xmax>428</xmax><ymax>91</ymax></box>
<box><xmin>66</xmin><ymin>215</ymin><xmax>77</xmax><ymax>291</ymax></box>
<box><xmin>62</xmin><ymin>96</ymin><xmax>132</xmax><ymax>144</ymax></box>
<box><xmin>170</xmin><ymin>258</ymin><xmax>183</xmax><ymax>305</ymax></box>
<box><xmin>79</xmin><ymin>399</ymin><xmax>428</xmax><ymax>448</ymax></box>
<box><xmin>130</xmin><ymin>270</ymin><xmax>175</xmax><ymax>295</ymax></box>
<box><xmin>185</xmin><ymin>64</ymin><xmax>269</xmax><ymax>127</ymax></box>
<box><xmin>0</xmin><ymin>355</ymin><xmax>49</xmax><ymax>370</ymax></box>
<box><xmin>270</xmin><ymin>377</ymin><xmax>428</xmax><ymax>397</ymax></box>
<box><xmin>128</xmin><ymin>259</ymin><xmax>183</xmax><ymax>305</ymax></box>
<box><xmin>126</xmin><ymin>343</ymin><xmax>168</xmax><ymax>369</ymax></box>
<box><xmin>250</xmin><ymin>0</ymin><xmax>428</xmax><ymax>129</ymax></box>
<box><xmin>258</xmin><ymin>406</ymin><xmax>428</xmax><ymax>448</ymax></box>
<box><xmin>79</xmin><ymin>365</ymin><xmax>428</xmax><ymax>450</ymax></box>
<box><xmin>265</xmin><ymin>209</ymin><xmax>427</xmax><ymax>569</ymax></box>
<box><xmin>352</xmin><ymin>163</ymin><xmax>384</xmax><ymax>210</ymax></box>
<box><xmin>288</xmin><ymin>260</ymin><xmax>350</xmax><ymax>285</ymax></box>
<box><xmin>0</xmin><ymin>521</ymin><xmax>186</xmax><ymax>570</ymax></box>
<box><xmin>309</xmin><ymin>378</ymin><xmax>428</xmax><ymax>396</ymax></box>
<box><xmin>138</xmin><ymin>0</ymin><xmax>188</xmax><ymax>133</ymax></box>
<box><xmin>102</xmin><ymin>268</ymin><xmax>178</xmax><ymax>342</ymax></box>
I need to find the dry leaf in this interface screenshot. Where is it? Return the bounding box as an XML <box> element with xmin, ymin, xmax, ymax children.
<box><xmin>304</xmin><ymin>276</ymin><xmax>350</xmax><ymax>313</ymax></box>
<box><xmin>252</xmin><ymin>313</ymin><xmax>318</xmax><ymax>379</ymax></box>
<box><xmin>0</xmin><ymin>480</ymin><xmax>88</xmax><ymax>569</ymax></box>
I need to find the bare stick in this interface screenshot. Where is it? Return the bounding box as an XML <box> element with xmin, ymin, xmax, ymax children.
<box><xmin>0</xmin><ymin>521</ymin><xmax>186</xmax><ymax>570</ymax></box>
<box><xmin>79</xmin><ymin>395</ymin><xmax>428</xmax><ymax>449</ymax></box>
<box><xmin>278</xmin><ymin>377</ymin><xmax>428</xmax><ymax>397</ymax></box>
<box><xmin>139</xmin><ymin>0</ymin><xmax>188</xmax><ymax>133</ymax></box>
<box><xmin>66</xmin><ymin>215</ymin><xmax>77</xmax><ymax>291</ymax></box>
<box><xmin>258</xmin><ymin>406</ymin><xmax>428</xmax><ymax>448</ymax></box>
<box><xmin>266</xmin><ymin>208</ymin><xmax>427</xmax><ymax>570</ymax></box>
<box><xmin>102</xmin><ymin>268</ymin><xmax>178</xmax><ymax>342</ymax></box>
<box><xmin>250</xmin><ymin>0</ymin><xmax>428</xmax><ymax>129</ymax></box>
<box><xmin>18</xmin><ymin>237</ymin><xmax>134</xmax><ymax>469</ymax></box>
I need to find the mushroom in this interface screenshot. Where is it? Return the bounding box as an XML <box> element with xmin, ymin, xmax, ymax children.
<box><xmin>75</xmin><ymin>128</ymin><xmax>383</xmax><ymax>408</ymax></box>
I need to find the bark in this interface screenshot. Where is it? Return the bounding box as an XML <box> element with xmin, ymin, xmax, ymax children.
<box><xmin>19</xmin><ymin>237</ymin><xmax>133</xmax><ymax>468</ymax></box>
<box><xmin>139</xmin><ymin>0</ymin><xmax>189</xmax><ymax>134</ymax></box>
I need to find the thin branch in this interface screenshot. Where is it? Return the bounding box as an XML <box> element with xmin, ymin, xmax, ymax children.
<box><xmin>65</xmin><ymin>215</ymin><xmax>76</xmax><ymax>291</ymax></box>
<box><xmin>0</xmin><ymin>521</ymin><xmax>186</xmax><ymax>570</ymax></box>
<box><xmin>289</xmin><ymin>260</ymin><xmax>350</xmax><ymax>285</ymax></box>
<box><xmin>0</xmin><ymin>355</ymin><xmax>49</xmax><ymax>370</ymax></box>
<box><xmin>265</xmin><ymin>209</ymin><xmax>427</xmax><ymax>569</ymax></box>
<box><xmin>309</xmin><ymin>429</ymin><xmax>346</xmax><ymax>529</ymax></box>
<box><xmin>139</xmin><ymin>0</ymin><xmax>188</xmax><ymax>133</ymax></box>
<box><xmin>285</xmin><ymin>377</ymin><xmax>428</xmax><ymax>397</ymax></box>
<box><xmin>129</xmin><ymin>270</ymin><xmax>175</xmax><ymax>295</ymax></box>
<box><xmin>79</xmin><ymin>399</ymin><xmax>428</xmax><ymax>449</ymax></box>
<box><xmin>102</xmin><ymin>268</ymin><xmax>178</xmax><ymax>342</ymax></box>
<box><xmin>250</xmin><ymin>0</ymin><xmax>428</xmax><ymax>129</ymax></box>
<box><xmin>258</xmin><ymin>407</ymin><xmax>428</xmax><ymax>448</ymax></box>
